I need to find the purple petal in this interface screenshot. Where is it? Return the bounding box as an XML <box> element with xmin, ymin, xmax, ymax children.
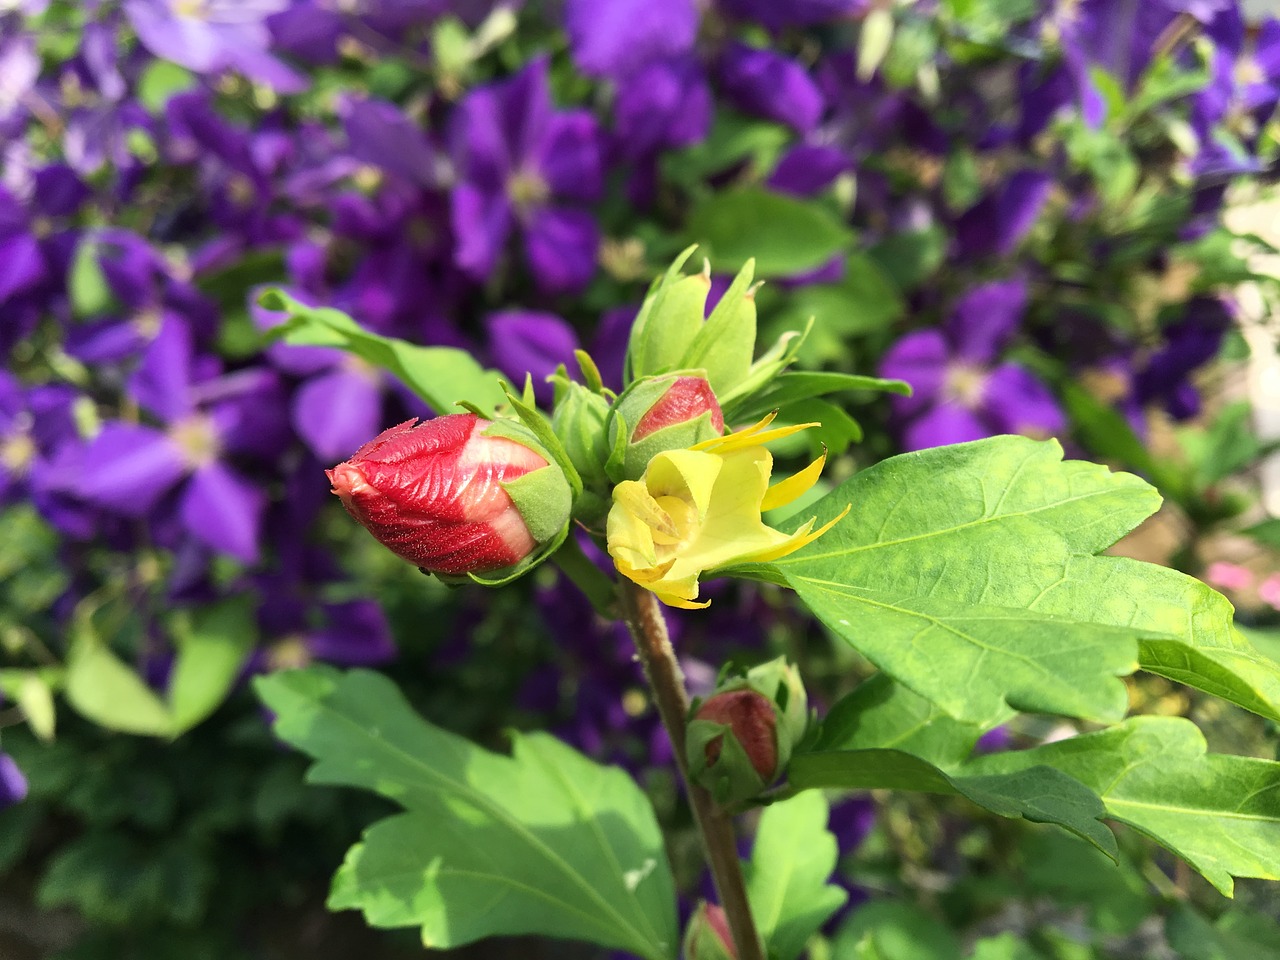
<box><xmin>128</xmin><ymin>315</ymin><xmax>195</xmax><ymax>423</ymax></box>
<box><xmin>523</xmin><ymin>206</ymin><xmax>599</xmax><ymax>293</ymax></box>
<box><xmin>341</xmin><ymin>97</ymin><xmax>435</xmax><ymax>185</ymax></box>
<box><xmin>538</xmin><ymin>110</ymin><xmax>603</xmax><ymax>203</ymax></box>
<box><xmin>613</xmin><ymin>57</ymin><xmax>712</xmax><ymax>158</ymax></box>
<box><xmin>449</xmin><ymin>84</ymin><xmax>513</xmax><ymax>191</ymax></box>
<box><xmin>981</xmin><ymin>364</ymin><xmax>1066</xmax><ymax>438</ymax></box>
<box><xmin>879</xmin><ymin>330</ymin><xmax>949</xmax><ymax>418</ymax></box>
<box><xmin>308</xmin><ymin>600</ymin><xmax>397</xmax><ymax>666</ymax></box>
<box><xmin>0</xmin><ymin>232</ymin><xmax>44</xmax><ymax>303</ymax></box>
<box><xmin>768</xmin><ymin>144</ymin><xmax>848</xmax><ymax>196</ymax></box>
<box><xmin>565</xmin><ymin>0</ymin><xmax>698</xmax><ymax>80</ymax></box>
<box><xmin>718</xmin><ymin>42</ymin><xmax>824</xmax><ymax>133</ymax></box>
<box><xmin>180</xmin><ymin>462</ymin><xmax>264</xmax><ymax>564</ymax></box>
<box><xmin>500</xmin><ymin>57</ymin><xmax>554</xmax><ymax>163</ymax></box>
<box><xmin>948</xmin><ymin>279</ymin><xmax>1028</xmax><ymax>363</ymax></box>
<box><xmin>75</xmin><ymin>423</ymin><xmax>188</xmax><ymax>515</ymax></box>
<box><xmin>451</xmin><ymin>182</ymin><xmax>512</xmax><ymax>281</ymax></box>
<box><xmin>0</xmin><ymin>754</ymin><xmax>27</xmax><ymax>809</ymax></box>
<box><xmin>902</xmin><ymin>403</ymin><xmax>991</xmax><ymax>451</ymax></box>
<box><xmin>995</xmin><ymin>171</ymin><xmax>1052</xmax><ymax>256</ymax></box>
<box><xmin>486</xmin><ymin>310</ymin><xmax>581</xmax><ymax>405</ymax></box>
<box><xmin>292</xmin><ymin>366</ymin><xmax>383</xmax><ymax>463</ymax></box>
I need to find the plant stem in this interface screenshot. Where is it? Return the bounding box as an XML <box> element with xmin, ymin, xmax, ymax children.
<box><xmin>619</xmin><ymin>581</ymin><xmax>766</xmax><ymax>960</ymax></box>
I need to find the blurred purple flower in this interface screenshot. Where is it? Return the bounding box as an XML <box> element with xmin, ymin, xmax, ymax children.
<box><xmin>565</xmin><ymin>0</ymin><xmax>698</xmax><ymax>81</ymax></box>
<box><xmin>486</xmin><ymin>310</ymin><xmax>580</xmax><ymax>406</ymax></box>
<box><xmin>880</xmin><ymin>279</ymin><xmax>1065</xmax><ymax>450</ymax></box>
<box><xmin>125</xmin><ymin>0</ymin><xmax>307</xmax><ymax>92</ymax></box>
<box><xmin>66</xmin><ymin>318</ymin><xmax>288</xmax><ymax>563</ymax></box>
<box><xmin>1133</xmin><ymin>297</ymin><xmax>1231</xmax><ymax>420</ymax></box>
<box><xmin>613</xmin><ymin>57</ymin><xmax>712</xmax><ymax>159</ymax></box>
<box><xmin>0</xmin><ymin>754</ymin><xmax>27</xmax><ymax>809</ymax></box>
<box><xmin>448</xmin><ymin>57</ymin><xmax>603</xmax><ymax>293</ymax></box>
<box><xmin>339</xmin><ymin>96</ymin><xmax>439</xmax><ymax>187</ymax></box>
<box><xmin>718</xmin><ymin>42</ymin><xmax>824</xmax><ymax>134</ymax></box>
<box><xmin>718</xmin><ymin>0</ymin><xmax>864</xmax><ymax>31</ymax></box>
<box><xmin>955</xmin><ymin>170</ymin><xmax>1053</xmax><ymax>258</ymax></box>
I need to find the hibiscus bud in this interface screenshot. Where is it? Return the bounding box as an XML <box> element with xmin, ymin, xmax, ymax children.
<box><xmin>627</xmin><ymin>257</ymin><xmax>711</xmax><ymax>381</ymax></box>
<box><xmin>551</xmin><ymin>381</ymin><xmax>612</xmax><ymax>520</ymax></box>
<box><xmin>607</xmin><ymin>374</ymin><xmax>725</xmax><ymax>480</ymax></box>
<box><xmin>683</xmin><ymin>902</ymin><xmax>737</xmax><ymax>960</ymax></box>
<box><xmin>686</xmin><ymin>657</ymin><xmax>809</xmax><ymax>805</ymax></box>
<box><xmin>327</xmin><ymin>414</ymin><xmax>572</xmax><ymax>578</ymax></box>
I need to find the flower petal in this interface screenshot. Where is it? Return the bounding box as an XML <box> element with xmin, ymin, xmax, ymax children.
<box><xmin>760</xmin><ymin>447</ymin><xmax>826</xmax><ymax>513</ymax></box>
<box><xmin>180</xmin><ymin>462</ymin><xmax>265</xmax><ymax>563</ymax></box>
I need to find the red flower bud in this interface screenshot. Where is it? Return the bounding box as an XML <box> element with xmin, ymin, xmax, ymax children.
<box><xmin>684</xmin><ymin>902</ymin><xmax>738</xmax><ymax>960</ymax></box>
<box><xmin>327</xmin><ymin>414</ymin><xmax>562</xmax><ymax>576</ymax></box>
<box><xmin>632</xmin><ymin>376</ymin><xmax>725</xmax><ymax>441</ymax></box>
<box><xmin>694</xmin><ymin>689</ymin><xmax>778</xmax><ymax>781</ymax></box>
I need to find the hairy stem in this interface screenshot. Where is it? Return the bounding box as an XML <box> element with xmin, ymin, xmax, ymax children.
<box><xmin>619</xmin><ymin>581</ymin><xmax>765</xmax><ymax>960</ymax></box>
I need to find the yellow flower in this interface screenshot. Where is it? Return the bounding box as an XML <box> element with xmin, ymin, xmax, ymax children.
<box><xmin>606</xmin><ymin>414</ymin><xmax>849</xmax><ymax>609</ymax></box>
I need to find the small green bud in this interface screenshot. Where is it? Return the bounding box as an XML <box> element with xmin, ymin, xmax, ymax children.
<box><xmin>683</xmin><ymin>902</ymin><xmax>737</xmax><ymax>960</ymax></box>
<box><xmin>607</xmin><ymin>374</ymin><xmax>725</xmax><ymax>480</ymax></box>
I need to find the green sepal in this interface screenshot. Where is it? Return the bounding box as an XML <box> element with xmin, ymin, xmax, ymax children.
<box><xmin>626</xmin><ymin>245</ymin><xmax>709</xmax><ymax>384</ymax></box>
<box><xmin>498</xmin><ymin>385</ymin><xmax>584</xmax><ymax>502</ymax></box>
<box><xmin>551</xmin><ymin>380</ymin><xmax>612</xmax><ymax>498</ymax></box>
<box><xmin>681</xmin><ymin>259</ymin><xmax>758</xmax><ymax>397</ymax></box>
<box><xmin>719</xmin><ymin>320</ymin><xmax>811</xmax><ymax>413</ymax></box>
<box><xmin>459</xmin><ymin>521</ymin><xmax>572</xmax><ymax>588</ymax></box>
<box><xmin>683</xmin><ymin>903</ymin><xmax>736</xmax><ymax>960</ymax></box>
<box><xmin>573</xmin><ymin>349</ymin><xmax>609</xmax><ymax>395</ymax></box>
<box><xmin>687</xmin><ymin>714</ymin><xmax>771</xmax><ymax>806</ymax></box>
<box><xmin>604</xmin><ymin>410</ymin><xmax>630</xmax><ymax>485</ymax></box>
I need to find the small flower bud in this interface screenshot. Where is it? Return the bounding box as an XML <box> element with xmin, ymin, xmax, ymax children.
<box><xmin>551</xmin><ymin>380</ymin><xmax>612</xmax><ymax>517</ymax></box>
<box><xmin>683</xmin><ymin>902</ymin><xmax>737</xmax><ymax>960</ymax></box>
<box><xmin>608</xmin><ymin>374</ymin><xmax>725</xmax><ymax>480</ymax></box>
<box><xmin>327</xmin><ymin>414</ymin><xmax>572</xmax><ymax>578</ymax></box>
<box><xmin>686</xmin><ymin>657</ymin><xmax>810</xmax><ymax>804</ymax></box>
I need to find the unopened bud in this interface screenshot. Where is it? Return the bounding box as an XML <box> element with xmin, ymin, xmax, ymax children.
<box><xmin>608</xmin><ymin>374</ymin><xmax>725</xmax><ymax>480</ymax></box>
<box><xmin>327</xmin><ymin>414</ymin><xmax>571</xmax><ymax>578</ymax></box>
<box><xmin>683</xmin><ymin>902</ymin><xmax>737</xmax><ymax>960</ymax></box>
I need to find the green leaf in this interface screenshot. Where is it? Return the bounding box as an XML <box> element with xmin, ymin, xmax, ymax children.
<box><xmin>68</xmin><ymin>240</ymin><xmax>114</xmax><ymax>318</ymax></box>
<box><xmin>964</xmin><ymin>716</ymin><xmax>1280</xmax><ymax>896</ymax></box>
<box><xmin>789</xmin><ymin>749</ymin><xmax>1116</xmax><ymax>858</ymax></box>
<box><xmin>64</xmin><ymin>600</ymin><xmax>173</xmax><ymax>737</ymax></box>
<box><xmin>815</xmin><ymin>674</ymin><xmax>991</xmax><ymax>769</ymax></box>
<box><xmin>729</xmin><ymin>371</ymin><xmax>910</xmax><ymax>423</ymax></box>
<box><xmin>166</xmin><ymin>599</ymin><xmax>256</xmax><ymax>734</ymax></box>
<box><xmin>834</xmin><ymin>900</ymin><xmax>960</xmax><ymax>960</ymax></box>
<box><xmin>747</xmin><ymin>793</ymin><xmax>847</xmax><ymax>960</ymax></box>
<box><xmin>770</xmin><ymin>437</ymin><xmax>1280</xmax><ymax>725</ymax></box>
<box><xmin>686</xmin><ymin>187</ymin><xmax>854</xmax><ymax>278</ymax></box>
<box><xmin>256</xmin><ymin>668</ymin><xmax>677</xmax><ymax>958</ymax></box>
<box><xmin>968</xmin><ymin>934</ymin><xmax>1046</xmax><ymax>960</ymax></box>
<box><xmin>1019</xmin><ymin>831</ymin><xmax>1151</xmax><ymax>935</ymax></box>
<box><xmin>1166</xmin><ymin>904</ymin><xmax>1280</xmax><ymax>960</ymax></box>
<box><xmin>866</xmin><ymin>227</ymin><xmax>946</xmax><ymax>291</ymax></box>
<box><xmin>770</xmin><ymin>438</ymin><xmax>1150</xmax><ymax>724</ymax></box>
<box><xmin>136</xmin><ymin>60</ymin><xmax>196</xmax><ymax>111</ymax></box>
<box><xmin>1242</xmin><ymin>517</ymin><xmax>1280</xmax><ymax>549</ymax></box>
<box><xmin>15</xmin><ymin>672</ymin><xmax>57</xmax><ymax>742</ymax></box>
<box><xmin>258</xmin><ymin>289</ymin><xmax>508</xmax><ymax>417</ymax></box>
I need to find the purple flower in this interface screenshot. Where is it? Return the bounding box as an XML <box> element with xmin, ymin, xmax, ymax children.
<box><xmin>339</xmin><ymin>96</ymin><xmax>439</xmax><ymax>187</ymax></box>
<box><xmin>485</xmin><ymin>310</ymin><xmax>580</xmax><ymax>406</ymax></box>
<box><xmin>66</xmin><ymin>318</ymin><xmax>288</xmax><ymax>563</ymax></box>
<box><xmin>124</xmin><ymin>0</ymin><xmax>307</xmax><ymax>92</ymax></box>
<box><xmin>613</xmin><ymin>57</ymin><xmax>712</xmax><ymax>159</ymax></box>
<box><xmin>448</xmin><ymin>57</ymin><xmax>603</xmax><ymax>293</ymax></box>
<box><xmin>717</xmin><ymin>42</ymin><xmax>824</xmax><ymax>134</ymax></box>
<box><xmin>717</xmin><ymin>0</ymin><xmax>865</xmax><ymax>31</ymax></box>
<box><xmin>880</xmin><ymin>279</ymin><xmax>1065</xmax><ymax>451</ymax></box>
<box><xmin>565</xmin><ymin>0</ymin><xmax>698</xmax><ymax>82</ymax></box>
<box><xmin>0</xmin><ymin>754</ymin><xmax>27</xmax><ymax>810</ymax></box>
<box><xmin>955</xmin><ymin>170</ymin><xmax>1053</xmax><ymax>258</ymax></box>
<box><xmin>1133</xmin><ymin>297</ymin><xmax>1231</xmax><ymax>420</ymax></box>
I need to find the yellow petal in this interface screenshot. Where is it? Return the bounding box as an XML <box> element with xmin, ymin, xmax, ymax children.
<box><xmin>657</xmin><ymin>592</ymin><xmax>712</xmax><ymax>610</ymax></box>
<box><xmin>644</xmin><ymin>448</ymin><xmax>721</xmax><ymax>518</ymax></box>
<box><xmin>733</xmin><ymin>504</ymin><xmax>851</xmax><ymax>565</ymax></box>
<box><xmin>613</xmin><ymin>480</ymin><xmax>677</xmax><ymax>539</ymax></box>
<box><xmin>760</xmin><ymin>446</ymin><xmax>827</xmax><ymax>512</ymax></box>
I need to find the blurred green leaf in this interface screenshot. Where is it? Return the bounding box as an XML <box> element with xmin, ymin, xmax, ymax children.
<box><xmin>136</xmin><ymin>60</ymin><xmax>197</xmax><ymax>111</ymax></box>
<box><xmin>835</xmin><ymin>900</ymin><xmax>960</xmax><ymax>960</ymax></box>
<box><xmin>1019</xmin><ymin>831</ymin><xmax>1152</xmax><ymax>935</ymax></box>
<box><xmin>662</xmin><ymin>113</ymin><xmax>790</xmax><ymax>188</ymax></box>
<box><xmin>1166</xmin><ymin>904</ymin><xmax>1280</xmax><ymax>960</ymax></box>
<box><xmin>966</xmin><ymin>717</ymin><xmax>1280</xmax><ymax>896</ymax></box>
<box><xmin>867</xmin><ymin>227</ymin><xmax>946</xmax><ymax>291</ymax></box>
<box><xmin>968</xmin><ymin>934</ymin><xmax>1047</xmax><ymax>960</ymax></box>
<box><xmin>167</xmin><ymin>599</ymin><xmax>256</xmax><ymax>735</ymax></box>
<box><xmin>687</xmin><ymin>187</ymin><xmax>854</xmax><ymax>278</ymax></box>
<box><xmin>1242</xmin><ymin>518</ymin><xmax>1280</xmax><ymax>549</ymax></box>
<box><xmin>68</xmin><ymin>240</ymin><xmax>114</xmax><ymax>319</ymax></box>
<box><xmin>790</xmin><ymin>749</ymin><xmax>1116</xmax><ymax>857</ymax></box>
<box><xmin>747</xmin><ymin>792</ymin><xmax>847</xmax><ymax>960</ymax></box>
<box><xmin>256</xmin><ymin>667</ymin><xmax>677</xmax><ymax>959</ymax></box>
<box><xmin>64</xmin><ymin>600</ymin><xmax>173</xmax><ymax>737</ymax></box>
<box><xmin>259</xmin><ymin>289</ymin><xmax>509</xmax><ymax>417</ymax></box>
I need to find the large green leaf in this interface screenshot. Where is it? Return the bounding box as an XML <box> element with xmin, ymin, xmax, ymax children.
<box><xmin>964</xmin><ymin>716</ymin><xmax>1280</xmax><ymax>896</ymax></box>
<box><xmin>746</xmin><ymin>792</ymin><xmax>847</xmax><ymax>960</ymax></box>
<box><xmin>256</xmin><ymin>668</ymin><xmax>677</xmax><ymax>958</ymax></box>
<box><xmin>258</xmin><ymin>289</ymin><xmax>509</xmax><ymax>416</ymax></box>
<box><xmin>686</xmin><ymin>186</ymin><xmax>854</xmax><ymax>278</ymax></box>
<box><xmin>815</xmin><ymin>674</ymin><xmax>993</xmax><ymax>768</ymax></box>
<box><xmin>769</xmin><ymin>437</ymin><xmax>1280</xmax><ymax>724</ymax></box>
<box><xmin>789</xmin><ymin>749</ymin><xmax>1116</xmax><ymax>857</ymax></box>
<box><xmin>166</xmin><ymin>599</ymin><xmax>256</xmax><ymax>734</ymax></box>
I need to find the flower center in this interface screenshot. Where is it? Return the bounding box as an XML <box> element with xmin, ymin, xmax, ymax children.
<box><xmin>0</xmin><ymin>433</ymin><xmax>35</xmax><ymax>477</ymax></box>
<box><xmin>506</xmin><ymin>167</ymin><xmax>550</xmax><ymax>213</ymax></box>
<box><xmin>650</xmin><ymin>494</ymin><xmax>699</xmax><ymax>552</ymax></box>
<box><xmin>170</xmin><ymin>415</ymin><xmax>221</xmax><ymax>469</ymax></box>
<box><xmin>269</xmin><ymin>636</ymin><xmax>312</xmax><ymax>671</ymax></box>
<box><xmin>943</xmin><ymin>363</ymin><xmax>989</xmax><ymax>409</ymax></box>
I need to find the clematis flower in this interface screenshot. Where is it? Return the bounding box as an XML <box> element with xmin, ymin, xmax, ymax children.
<box><xmin>607</xmin><ymin>414</ymin><xmax>847</xmax><ymax>609</ymax></box>
<box><xmin>879</xmin><ymin>279</ymin><xmax>1065</xmax><ymax>451</ymax></box>
<box><xmin>448</xmin><ymin>56</ymin><xmax>603</xmax><ymax>293</ymax></box>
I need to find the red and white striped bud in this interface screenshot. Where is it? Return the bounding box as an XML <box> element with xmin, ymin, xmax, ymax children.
<box><xmin>608</xmin><ymin>373</ymin><xmax>725</xmax><ymax>480</ymax></box>
<box><xmin>327</xmin><ymin>414</ymin><xmax>571</xmax><ymax>578</ymax></box>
